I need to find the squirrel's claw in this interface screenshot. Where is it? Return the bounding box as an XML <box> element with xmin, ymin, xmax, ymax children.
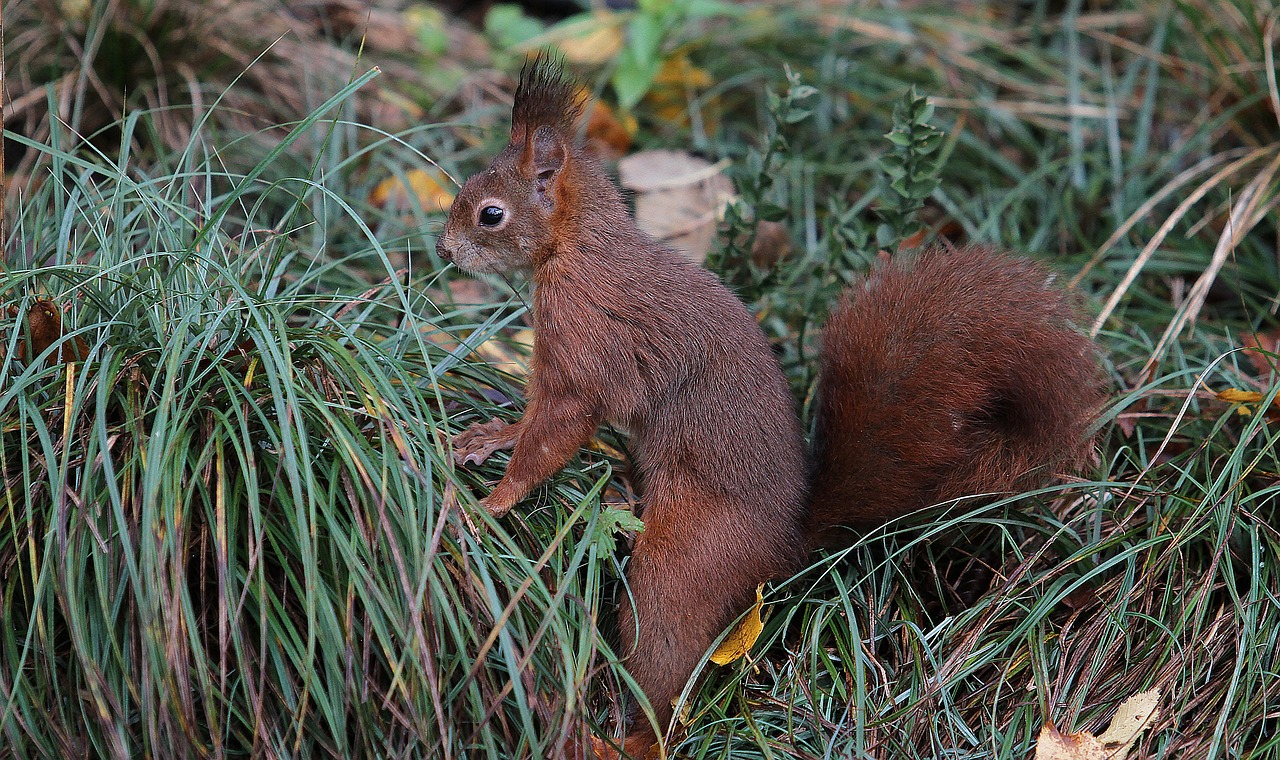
<box><xmin>585</xmin><ymin>733</ymin><xmax>660</xmax><ymax>760</ymax></box>
<box><xmin>479</xmin><ymin>491</ymin><xmax>517</xmax><ymax>519</ymax></box>
<box><xmin>452</xmin><ymin>418</ymin><xmax>517</xmax><ymax>466</ymax></box>
<box><xmin>561</xmin><ymin>730</ymin><xmax>658</xmax><ymax>760</ymax></box>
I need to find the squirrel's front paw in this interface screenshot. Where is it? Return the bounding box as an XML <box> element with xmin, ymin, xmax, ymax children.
<box><xmin>452</xmin><ymin>418</ymin><xmax>517</xmax><ymax>465</ymax></box>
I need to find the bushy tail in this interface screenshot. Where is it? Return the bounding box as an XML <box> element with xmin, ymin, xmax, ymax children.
<box><xmin>807</xmin><ymin>246</ymin><xmax>1106</xmax><ymax>547</ymax></box>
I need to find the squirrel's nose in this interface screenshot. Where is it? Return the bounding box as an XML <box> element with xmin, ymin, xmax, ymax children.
<box><xmin>436</xmin><ymin>236</ymin><xmax>454</xmax><ymax>263</ymax></box>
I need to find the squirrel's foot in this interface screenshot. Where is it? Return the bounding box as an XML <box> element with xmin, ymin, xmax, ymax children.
<box><xmin>452</xmin><ymin>418</ymin><xmax>518</xmax><ymax>465</ymax></box>
<box><xmin>590</xmin><ymin>733</ymin><xmax>660</xmax><ymax>760</ymax></box>
<box><xmin>562</xmin><ymin>733</ymin><xmax>659</xmax><ymax>760</ymax></box>
<box><xmin>478</xmin><ymin>485</ymin><xmax>520</xmax><ymax>518</ymax></box>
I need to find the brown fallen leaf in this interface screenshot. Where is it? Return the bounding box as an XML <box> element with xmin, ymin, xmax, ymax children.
<box><xmin>1114</xmin><ymin>411</ymin><xmax>1139</xmax><ymax>438</ymax></box>
<box><xmin>1035</xmin><ymin>723</ymin><xmax>1106</xmax><ymax>760</ymax></box>
<box><xmin>618</xmin><ymin>149</ymin><xmax>733</xmax><ymax>263</ymax></box>
<box><xmin>1095</xmin><ymin>689</ymin><xmax>1160</xmax><ymax>760</ymax></box>
<box><xmin>1241</xmin><ymin>328</ymin><xmax>1280</xmax><ymax>378</ymax></box>
<box><xmin>709</xmin><ymin>584</ymin><xmax>765</xmax><ymax>666</ymax></box>
<box><xmin>585</xmin><ymin>97</ymin><xmax>635</xmax><ymax>160</ymax></box>
<box><xmin>1035</xmin><ymin>689</ymin><xmax>1160</xmax><ymax>760</ymax></box>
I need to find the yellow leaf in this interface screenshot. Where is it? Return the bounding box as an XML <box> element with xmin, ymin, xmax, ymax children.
<box><xmin>555</xmin><ymin>13</ymin><xmax>625</xmax><ymax>65</ymax></box>
<box><xmin>368</xmin><ymin>168</ymin><xmax>454</xmax><ymax>212</ymax></box>
<box><xmin>1217</xmin><ymin>388</ymin><xmax>1265</xmax><ymax>403</ymax></box>
<box><xmin>643</xmin><ymin>54</ymin><xmax>718</xmax><ymax>131</ymax></box>
<box><xmin>1096</xmin><ymin>689</ymin><xmax>1160</xmax><ymax>760</ymax></box>
<box><xmin>1034</xmin><ymin>724</ymin><xmax>1106</xmax><ymax>760</ymax></box>
<box><xmin>1035</xmin><ymin>689</ymin><xmax>1160</xmax><ymax>760</ymax></box>
<box><xmin>709</xmin><ymin>584</ymin><xmax>764</xmax><ymax>665</ymax></box>
<box><xmin>1216</xmin><ymin>387</ymin><xmax>1280</xmax><ymax>417</ymax></box>
<box><xmin>652</xmin><ymin>53</ymin><xmax>714</xmax><ymax>90</ymax></box>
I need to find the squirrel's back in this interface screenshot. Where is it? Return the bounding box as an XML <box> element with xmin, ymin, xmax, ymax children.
<box><xmin>808</xmin><ymin>246</ymin><xmax>1105</xmax><ymax>546</ymax></box>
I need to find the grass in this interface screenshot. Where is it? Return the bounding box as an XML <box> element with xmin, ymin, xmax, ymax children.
<box><xmin>3</xmin><ymin>0</ymin><xmax>1279</xmax><ymax>758</ymax></box>
<box><xmin>0</xmin><ymin>70</ymin><xmax>618</xmax><ymax>757</ymax></box>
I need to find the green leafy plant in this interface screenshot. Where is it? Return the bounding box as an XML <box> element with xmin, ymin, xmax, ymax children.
<box><xmin>711</xmin><ymin>78</ymin><xmax>950</xmax><ymax>403</ymax></box>
<box><xmin>712</xmin><ymin>65</ymin><xmax>818</xmax><ymax>300</ymax></box>
<box><xmin>873</xmin><ymin>87</ymin><xmax>946</xmax><ymax>251</ymax></box>
<box><xmin>610</xmin><ymin>0</ymin><xmax>739</xmax><ymax>109</ymax></box>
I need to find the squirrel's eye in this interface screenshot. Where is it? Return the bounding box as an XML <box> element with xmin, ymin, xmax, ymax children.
<box><xmin>479</xmin><ymin>206</ymin><xmax>505</xmax><ymax>227</ymax></box>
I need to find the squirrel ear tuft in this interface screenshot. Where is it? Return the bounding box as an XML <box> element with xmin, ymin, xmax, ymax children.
<box><xmin>511</xmin><ymin>51</ymin><xmax>585</xmax><ymax>145</ymax></box>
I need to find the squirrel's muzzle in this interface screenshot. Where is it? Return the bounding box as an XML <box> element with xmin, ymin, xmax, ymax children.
<box><xmin>436</xmin><ymin>236</ymin><xmax>455</xmax><ymax>263</ymax></box>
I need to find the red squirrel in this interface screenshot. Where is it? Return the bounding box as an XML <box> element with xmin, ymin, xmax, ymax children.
<box><xmin>437</xmin><ymin>55</ymin><xmax>1104</xmax><ymax>759</ymax></box>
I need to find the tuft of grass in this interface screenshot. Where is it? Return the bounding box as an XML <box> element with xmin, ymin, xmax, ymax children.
<box><xmin>0</xmin><ymin>71</ymin><xmax>633</xmax><ymax>758</ymax></box>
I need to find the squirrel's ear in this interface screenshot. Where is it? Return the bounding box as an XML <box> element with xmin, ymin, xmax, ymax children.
<box><xmin>525</xmin><ymin>125</ymin><xmax>569</xmax><ymax>205</ymax></box>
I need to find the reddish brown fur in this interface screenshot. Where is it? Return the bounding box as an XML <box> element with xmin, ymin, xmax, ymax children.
<box><xmin>3</xmin><ymin>300</ymin><xmax>89</xmax><ymax>365</ymax></box>
<box><xmin>808</xmin><ymin>247</ymin><xmax>1107</xmax><ymax>545</ymax></box>
<box><xmin>510</xmin><ymin>51</ymin><xmax>586</xmax><ymax>145</ymax></box>
<box><xmin>441</xmin><ymin>58</ymin><xmax>807</xmax><ymax>756</ymax></box>
<box><xmin>440</xmin><ymin>57</ymin><xmax>1104</xmax><ymax>759</ymax></box>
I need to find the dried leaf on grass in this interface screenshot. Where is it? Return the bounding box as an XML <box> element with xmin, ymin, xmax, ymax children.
<box><xmin>1036</xmin><ymin>725</ymin><xmax>1107</xmax><ymax>760</ymax></box>
<box><xmin>1217</xmin><ymin>388</ymin><xmax>1267</xmax><ymax>404</ymax></box>
<box><xmin>1095</xmin><ymin>689</ymin><xmax>1161</xmax><ymax>755</ymax></box>
<box><xmin>644</xmin><ymin>54</ymin><xmax>718</xmax><ymax>132</ymax></box>
<box><xmin>554</xmin><ymin>12</ymin><xmax>625</xmax><ymax>65</ymax></box>
<box><xmin>1241</xmin><ymin>328</ymin><xmax>1280</xmax><ymax>377</ymax></box>
<box><xmin>369</xmin><ymin>168</ymin><xmax>455</xmax><ymax>213</ymax></box>
<box><xmin>618</xmin><ymin>150</ymin><xmax>733</xmax><ymax>262</ymax></box>
<box><xmin>709</xmin><ymin>584</ymin><xmax>765</xmax><ymax>666</ymax></box>
<box><xmin>585</xmin><ymin>98</ymin><xmax>635</xmax><ymax>160</ymax></box>
<box><xmin>1216</xmin><ymin>387</ymin><xmax>1279</xmax><ymax>417</ymax></box>
<box><xmin>1035</xmin><ymin>689</ymin><xmax>1160</xmax><ymax>760</ymax></box>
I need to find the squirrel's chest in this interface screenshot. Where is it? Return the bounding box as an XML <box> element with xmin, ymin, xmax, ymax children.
<box><xmin>532</xmin><ymin>310</ymin><xmax>681</xmax><ymax>423</ymax></box>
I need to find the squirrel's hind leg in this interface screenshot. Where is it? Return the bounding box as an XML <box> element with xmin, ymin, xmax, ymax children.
<box><xmin>610</xmin><ymin>487</ymin><xmax>789</xmax><ymax>755</ymax></box>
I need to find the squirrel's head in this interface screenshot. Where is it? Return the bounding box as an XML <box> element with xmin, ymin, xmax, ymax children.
<box><xmin>437</xmin><ymin>53</ymin><xmax>586</xmax><ymax>274</ymax></box>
